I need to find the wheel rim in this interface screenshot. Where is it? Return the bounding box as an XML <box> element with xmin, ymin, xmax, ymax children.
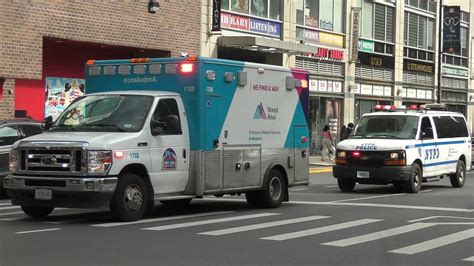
<box><xmin>413</xmin><ymin>171</ymin><xmax>420</xmax><ymax>187</ymax></box>
<box><xmin>124</xmin><ymin>184</ymin><xmax>143</xmax><ymax>212</ymax></box>
<box><xmin>458</xmin><ymin>166</ymin><xmax>464</xmax><ymax>182</ymax></box>
<box><xmin>268</xmin><ymin>176</ymin><xmax>282</xmax><ymax>200</ymax></box>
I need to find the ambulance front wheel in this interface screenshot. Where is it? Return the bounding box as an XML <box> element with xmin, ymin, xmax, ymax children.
<box><xmin>110</xmin><ymin>173</ymin><xmax>148</xmax><ymax>222</ymax></box>
<box><xmin>405</xmin><ymin>163</ymin><xmax>422</xmax><ymax>193</ymax></box>
<box><xmin>449</xmin><ymin>160</ymin><xmax>465</xmax><ymax>188</ymax></box>
<box><xmin>246</xmin><ymin>169</ymin><xmax>285</xmax><ymax>208</ymax></box>
<box><xmin>337</xmin><ymin>178</ymin><xmax>356</xmax><ymax>192</ymax></box>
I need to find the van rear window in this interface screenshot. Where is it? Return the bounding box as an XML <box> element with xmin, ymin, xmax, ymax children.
<box><xmin>433</xmin><ymin>116</ymin><xmax>469</xmax><ymax>138</ymax></box>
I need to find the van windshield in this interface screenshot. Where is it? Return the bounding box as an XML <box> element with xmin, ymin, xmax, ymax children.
<box><xmin>351</xmin><ymin>115</ymin><xmax>419</xmax><ymax>139</ymax></box>
<box><xmin>50</xmin><ymin>95</ymin><xmax>154</xmax><ymax>132</ymax></box>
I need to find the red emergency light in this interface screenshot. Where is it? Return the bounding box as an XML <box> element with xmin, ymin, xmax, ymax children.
<box><xmin>374</xmin><ymin>105</ymin><xmax>397</xmax><ymax>111</ymax></box>
<box><xmin>180</xmin><ymin>63</ymin><xmax>194</xmax><ymax>73</ymax></box>
<box><xmin>352</xmin><ymin>151</ymin><xmax>361</xmax><ymax>158</ymax></box>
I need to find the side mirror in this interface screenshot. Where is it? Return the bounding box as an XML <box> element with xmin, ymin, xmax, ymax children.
<box><xmin>43</xmin><ymin>116</ymin><xmax>53</xmax><ymax>131</ymax></box>
<box><xmin>421</xmin><ymin>127</ymin><xmax>433</xmax><ymax>139</ymax></box>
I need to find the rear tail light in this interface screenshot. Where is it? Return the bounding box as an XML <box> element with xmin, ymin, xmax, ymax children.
<box><xmin>179</xmin><ymin>63</ymin><xmax>194</xmax><ymax>73</ymax></box>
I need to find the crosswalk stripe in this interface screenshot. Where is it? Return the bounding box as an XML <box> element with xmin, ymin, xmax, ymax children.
<box><xmin>0</xmin><ymin>211</ymin><xmax>24</xmax><ymax>217</ymax></box>
<box><xmin>16</xmin><ymin>228</ymin><xmax>61</xmax><ymax>234</ymax></box>
<box><xmin>0</xmin><ymin>206</ymin><xmax>20</xmax><ymax>211</ymax></box>
<box><xmin>0</xmin><ymin>202</ymin><xmax>12</xmax><ymax>206</ymax></box>
<box><xmin>198</xmin><ymin>215</ymin><xmax>330</xmax><ymax>236</ymax></box>
<box><xmin>389</xmin><ymin>228</ymin><xmax>474</xmax><ymax>254</ymax></box>
<box><xmin>143</xmin><ymin>213</ymin><xmax>280</xmax><ymax>231</ymax></box>
<box><xmin>92</xmin><ymin>211</ymin><xmax>235</xmax><ymax>228</ymax></box>
<box><xmin>462</xmin><ymin>256</ymin><xmax>474</xmax><ymax>262</ymax></box>
<box><xmin>261</xmin><ymin>219</ymin><xmax>382</xmax><ymax>241</ymax></box>
<box><xmin>322</xmin><ymin>223</ymin><xmax>436</xmax><ymax>247</ymax></box>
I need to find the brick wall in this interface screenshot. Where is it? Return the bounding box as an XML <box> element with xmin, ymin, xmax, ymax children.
<box><xmin>0</xmin><ymin>0</ymin><xmax>201</xmax><ymax>119</ymax></box>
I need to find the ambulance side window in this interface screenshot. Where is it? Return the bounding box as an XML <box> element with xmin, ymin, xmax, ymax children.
<box><xmin>420</xmin><ymin>117</ymin><xmax>433</xmax><ymax>140</ymax></box>
<box><xmin>150</xmin><ymin>99</ymin><xmax>182</xmax><ymax>136</ymax></box>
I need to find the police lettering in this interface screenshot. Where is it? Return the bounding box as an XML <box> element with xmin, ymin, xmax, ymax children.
<box><xmin>355</xmin><ymin>143</ymin><xmax>377</xmax><ymax>150</ymax></box>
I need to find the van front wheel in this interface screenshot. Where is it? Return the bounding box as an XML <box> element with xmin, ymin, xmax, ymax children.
<box><xmin>338</xmin><ymin>178</ymin><xmax>356</xmax><ymax>192</ymax></box>
<box><xmin>449</xmin><ymin>160</ymin><xmax>465</xmax><ymax>188</ymax></box>
<box><xmin>405</xmin><ymin>163</ymin><xmax>421</xmax><ymax>193</ymax></box>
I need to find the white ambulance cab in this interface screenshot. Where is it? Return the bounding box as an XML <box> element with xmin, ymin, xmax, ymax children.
<box><xmin>333</xmin><ymin>104</ymin><xmax>472</xmax><ymax>193</ymax></box>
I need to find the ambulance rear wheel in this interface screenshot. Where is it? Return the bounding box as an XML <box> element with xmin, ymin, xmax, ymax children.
<box><xmin>246</xmin><ymin>169</ymin><xmax>285</xmax><ymax>208</ymax></box>
<box><xmin>337</xmin><ymin>178</ymin><xmax>356</xmax><ymax>192</ymax></box>
<box><xmin>449</xmin><ymin>160</ymin><xmax>465</xmax><ymax>188</ymax></box>
<box><xmin>405</xmin><ymin>163</ymin><xmax>421</xmax><ymax>193</ymax></box>
<box><xmin>21</xmin><ymin>206</ymin><xmax>54</xmax><ymax>219</ymax></box>
<box><xmin>110</xmin><ymin>173</ymin><xmax>148</xmax><ymax>222</ymax></box>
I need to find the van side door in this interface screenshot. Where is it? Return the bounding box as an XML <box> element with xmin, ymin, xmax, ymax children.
<box><xmin>148</xmin><ymin>97</ymin><xmax>190</xmax><ymax>194</ymax></box>
<box><xmin>419</xmin><ymin>116</ymin><xmax>438</xmax><ymax>177</ymax></box>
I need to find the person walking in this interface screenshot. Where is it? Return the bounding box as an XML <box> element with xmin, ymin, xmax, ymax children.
<box><xmin>321</xmin><ymin>125</ymin><xmax>333</xmax><ymax>161</ymax></box>
<box><xmin>342</xmin><ymin>123</ymin><xmax>354</xmax><ymax>140</ymax></box>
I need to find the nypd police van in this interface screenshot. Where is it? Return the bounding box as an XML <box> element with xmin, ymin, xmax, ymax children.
<box><xmin>333</xmin><ymin>104</ymin><xmax>472</xmax><ymax>193</ymax></box>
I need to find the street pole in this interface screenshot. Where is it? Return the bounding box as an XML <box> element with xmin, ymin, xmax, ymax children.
<box><xmin>437</xmin><ymin>0</ymin><xmax>443</xmax><ymax>104</ymax></box>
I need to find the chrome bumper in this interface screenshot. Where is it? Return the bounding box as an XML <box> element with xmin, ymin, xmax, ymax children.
<box><xmin>3</xmin><ymin>175</ymin><xmax>117</xmax><ymax>193</ymax></box>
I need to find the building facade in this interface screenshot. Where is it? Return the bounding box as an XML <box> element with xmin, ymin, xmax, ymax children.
<box><xmin>201</xmin><ymin>0</ymin><xmax>473</xmax><ymax>155</ymax></box>
<box><xmin>0</xmin><ymin>1</ymin><xmax>201</xmax><ymax>120</ymax></box>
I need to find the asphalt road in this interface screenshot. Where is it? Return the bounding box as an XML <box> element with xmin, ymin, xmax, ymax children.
<box><xmin>0</xmin><ymin>169</ymin><xmax>473</xmax><ymax>266</ymax></box>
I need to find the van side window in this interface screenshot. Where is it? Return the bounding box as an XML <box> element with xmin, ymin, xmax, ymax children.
<box><xmin>420</xmin><ymin>117</ymin><xmax>433</xmax><ymax>140</ymax></box>
<box><xmin>150</xmin><ymin>99</ymin><xmax>182</xmax><ymax>135</ymax></box>
<box><xmin>433</xmin><ymin>116</ymin><xmax>468</xmax><ymax>138</ymax></box>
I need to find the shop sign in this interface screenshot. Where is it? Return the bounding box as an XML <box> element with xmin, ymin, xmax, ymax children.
<box><xmin>319</xmin><ymin>32</ymin><xmax>343</xmax><ymax>47</ymax></box>
<box><xmin>309</xmin><ymin>79</ymin><xmax>342</xmax><ymax>93</ymax></box>
<box><xmin>333</xmin><ymin>82</ymin><xmax>342</xmax><ymax>93</ymax></box>
<box><xmin>355</xmin><ymin>83</ymin><xmax>392</xmax><ymax>96</ymax></box>
<box><xmin>309</xmin><ymin>80</ymin><xmax>318</xmax><ymax>92</ymax></box>
<box><xmin>404</xmin><ymin>59</ymin><xmax>434</xmax><ymax>74</ymax></box>
<box><xmin>407</xmin><ymin>89</ymin><xmax>417</xmax><ymax>98</ymax></box>
<box><xmin>372</xmin><ymin>85</ymin><xmax>384</xmax><ymax>96</ymax></box>
<box><xmin>211</xmin><ymin>0</ymin><xmax>221</xmax><ymax>32</ymax></box>
<box><xmin>442</xmin><ymin>66</ymin><xmax>468</xmax><ymax>78</ymax></box>
<box><xmin>358</xmin><ymin>52</ymin><xmax>394</xmax><ymax>68</ymax></box>
<box><xmin>327</xmin><ymin>81</ymin><xmax>333</xmax><ymax>92</ymax></box>
<box><xmin>221</xmin><ymin>12</ymin><xmax>281</xmax><ymax>37</ymax></box>
<box><xmin>350</xmin><ymin>7</ymin><xmax>361</xmax><ymax>62</ymax></box>
<box><xmin>443</xmin><ymin>6</ymin><xmax>461</xmax><ymax>53</ymax></box>
<box><xmin>304</xmin><ymin>29</ymin><xmax>319</xmax><ymax>44</ymax></box>
<box><xmin>358</xmin><ymin>40</ymin><xmax>374</xmax><ymax>53</ymax></box>
<box><xmin>302</xmin><ymin>47</ymin><xmax>344</xmax><ymax>61</ymax></box>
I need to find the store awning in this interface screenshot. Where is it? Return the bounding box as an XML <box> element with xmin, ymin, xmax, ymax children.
<box><xmin>218</xmin><ymin>36</ymin><xmax>317</xmax><ymax>55</ymax></box>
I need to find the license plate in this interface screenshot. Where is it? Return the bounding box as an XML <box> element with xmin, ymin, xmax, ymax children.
<box><xmin>357</xmin><ymin>171</ymin><xmax>370</xmax><ymax>178</ymax></box>
<box><xmin>35</xmin><ymin>189</ymin><xmax>52</xmax><ymax>200</ymax></box>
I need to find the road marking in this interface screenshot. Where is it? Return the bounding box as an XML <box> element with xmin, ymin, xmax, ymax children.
<box><xmin>309</xmin><ymin>167</ymin><xmax>332</xmax><ymax>174</ymax></box>
<box><xmin>420</xmin><ymin>189</ymin><xmax>432</xmax><ymax>193</ymax></box>
<box><xmin>409</xmin><ymin>216</ymin><xmax>474</xmax><ymax>223</ymax></box>
<box><xmin>0</xmin><ymin>217</ymin><xmax>23</xmax><ymax>221</ymax></box>
<box><xmin>462</xmin><ymin>256</ymin><xmax>474</xmax><ymax>262</ymax></box>
<box><xmin>324</xmin><ymin>185</ymin><xmax>338</xmax><ymax>188</ymax></box>
<box><xmin>199</xmin><ymin>215</ymin><xmax>330</xmax><ymax>236</ymax></box>
<box><xmin>0</xmin><ymin>211</ymin><xmax>24</xmax><ymax>217</ymax></box>
<box><xmin>16</xmin><ymin>228</ymin><xmax>61</xmax><ymax>234</ymax></box>
<box><xmin>0</xmin><ymin>202</ymin><xmax>12</xmax><ymax>206</ymax></box>
<box><xmin>330</xmin><ymin>193</ymin><xmax>407</xmax><ymax>203</ymax></box>
<box><xmin>261</xmin><ymin>219</ymin><xmax>382</xmax><ymax>241</ymax></box>
<box><xmin>322</xmin><ymin>223</ymin><xmax>436</xmax><ymax>247</ymax></box>
<box><xmin>92</xmin><ymin>211</ymin><xmax>234</xmax><ymax>228</ymax></box>
<box><xmin>0</xmin><ymin>206</ymin><xmax>20</xmax><ymax>211</ymax></box>
<box><xmin>143</xmin><ymin>213</ymin><xmax>280</xmax><ymax>231</ymax></box>
<box><xmin>389</xmin><ymin>228</ymin><xmax>474</xmax><ymax>254</ymax></box>
<box><xmin>290</xmin><ymin>188</ymin><xmax>309</xmax><ymax>191</ymax></box>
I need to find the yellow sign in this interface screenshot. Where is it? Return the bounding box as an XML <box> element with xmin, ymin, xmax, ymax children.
<box><xmin>319</xmin><ymin>32</ymin><xmax>344</xmax><ymax>48</ymax></box>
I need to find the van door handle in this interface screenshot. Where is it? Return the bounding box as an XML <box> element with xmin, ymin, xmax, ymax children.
<box><xmin>137</xmin><ymin>142</ymin><xmax>148</xmax><ymax>147</ymax></box>
<box><xmin>183</xmin><ymin>149</ymin><xmax>186</xmax><ymax>159</ymax></box>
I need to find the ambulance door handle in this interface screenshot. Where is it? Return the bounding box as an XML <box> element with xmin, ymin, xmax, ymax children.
<box><xmin>137</xmin><ymin>142</ymin><xmax>147</xmax><ymax>147</ymax></box>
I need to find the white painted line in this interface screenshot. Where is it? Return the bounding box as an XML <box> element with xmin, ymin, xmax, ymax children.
<box><xmin>322</xmin><ymin>223</ymin><xmax>436</xmax><ymax>247</ymax></box>
<box><xmin>0</xmin><ymin>211</ymin><xmax>24</xmax><ymax>217</ymax></box>
<box><xmin>409</xmin><ymin>216</ymin><xmax>474</xmax><ymax>223</ymax></box>
<box><xmin>0</xmin><ymin>202</ymin><xmax>12</xmax><ymax>206</ymax></box>
<box><xmin>16</xmin><ymin>228</ymin><xmax>61</xmax><ymax>234</ymax></box>
<box><xmin>420</xmin><ymin>222</ymin><xmax>474</xmax><ymax>225</ymax></box>
<box><xmin>0</xmin><ymin>206</ymin><xmax>20</xmax><ymax>211</ymax></box>
<box><xmin>92</xmin><ymin>211</ymin><xmax>234</xmax><ymax>228</ymax></box>
<box><xmin>0</xmin><ymin>217</ymin><xmax>23</xmax><ymax>221</ymax></box>
<box><xmin>462</xmin><ymin>256</ymin><xmax>474</xmax><ymax>262</ymax></box>
<box><xmin>290</xmin><ymin>188</ymin><xmax>309</xmax><ymax>191</ymax></box>
<box><xmin>330</xmin><ymin>193</ymin><xmax>407</xmax><ymax>203</ymax></box>
<box><xmin>199</xmin><ymin>215</ymin><xmax>330</xmax><ymax>236</ymax></box>
<box><xmin>420</xmin><ymin>189</ymin><xmax>432</xmax><ymax>193</ymax></box>
<box><xmin>261</xmin><ymin>219</ymin><xmax>382</xmax><ymax>241</ymax></box>
<box><xmin>324</xmin><ymin>185</ymin><xmax>338</xmax><ymax>188</ymax></box>
<box><xmin>389</xmin><ymin>228</ymin><xmax>474</xmax><ymax>254</ymax></box>
<box><xmin>143</xmin><ymin>213</ymin><xmax>280</xmax><ymax>231</ymax></box>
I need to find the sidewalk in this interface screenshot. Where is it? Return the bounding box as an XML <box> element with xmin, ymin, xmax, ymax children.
<box><xmin>309</xmin><ymin>156</ymin><xmax>335</xmax><ymax>167</ymax></box>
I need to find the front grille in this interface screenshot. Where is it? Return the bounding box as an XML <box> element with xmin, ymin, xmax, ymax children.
<box><xmin>18</xmin><ymin>145</ymin><xmax>85</xmax><ymax>176</ymax></box>
<box><xmin>346</xmin><ymin>151</ymin><xmax>387</xmax><ymax>168</ymax></box>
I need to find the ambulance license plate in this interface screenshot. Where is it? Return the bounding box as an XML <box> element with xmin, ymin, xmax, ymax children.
<box><xmin>35</xmin><ymin>189</ymin><xmax>52</xmax><ymax>200</ymax></box>
<box><xmin>357</xmin><ymin>171</ymin><xmax>370</xmax><ymax>178</ymax></box>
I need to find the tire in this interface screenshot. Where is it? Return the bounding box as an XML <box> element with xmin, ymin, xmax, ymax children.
<box><xmin>245</xmin><ymin>169</ymin><xmax>285</xmax><ymax>208</ymax></box>
<box><xmin>405</xmin><ymin>163</ymin><xmax>422</xmax><ymax>193</ymax></box>
<box><xmin>21</xmin><ymin>206</ymin><xmax>54</xmax><ymax>219</ymax></box>
<box><xmin>0</xmin><ymin>188</ymin><xmax>8</xmax><ymax>199</ymax></box>
<box><xmin>160</xmin><ymin>198</ymin><xmax>192</xmax><ymax>208</ymax></box>
<box><xmin>337</xmin><ymin>178</ymin><xmax>356</xmax><ymax>192</ymax></box>
<box><xmin>449</xmin><ymin>160</ymin><xmax>466</xmax><ymax>188</ymax></box>
<box><xmin>110</xmin><ymin>173</ymin><xmax>148</xmax><ymax>222</ymax></box>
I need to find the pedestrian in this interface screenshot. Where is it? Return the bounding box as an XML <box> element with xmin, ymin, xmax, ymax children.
<box><xmin>321</xmin><ymin>125</ymin><xmax>333</xmax><ymax>161</ymax></box>
<box><xmin>343</xmin><ymin>123</ymin><xmax>354</xmax><ymax>140</ymax></box>
<box><xmin>340</xmin><ymin>124</ymin><xmax>346</xmax><ymax>141</ymax></box>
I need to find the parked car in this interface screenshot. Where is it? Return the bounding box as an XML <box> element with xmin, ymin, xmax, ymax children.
<box><xmin>0</xmin><ymin>119</ymin><xmax>43</xmax><ymax>198</ymax></box>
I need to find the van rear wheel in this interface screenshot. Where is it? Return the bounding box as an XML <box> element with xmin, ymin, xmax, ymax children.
<box><xmin>449</xmin><ymin>160</ymin><xmax>465</xmax><ymax>188</ymax></box>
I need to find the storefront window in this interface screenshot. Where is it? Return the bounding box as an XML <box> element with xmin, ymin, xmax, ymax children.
<box><xmin>296</xmin><ymin>0</ymin><xmax>344</xmax><ymax>33</ymax></box>
<box><xmin>269</xmin><ymin>0</ymin><xmax>281</xmax><ymax>20</ymax></box>
<box><xmin>355</xmin><ymin>99</ymin><xmax>392</xmax><ymax>122</ymax></box>
<box><xmin>309</xmin><ymin>97</ymin><xmax>342</xmax><ymax>156</ymax></box>
<box><xmin>296</xmin><ymin>0</ymin><xmax>304</xmax><ymax>25</ymax></box>
<box><xmin>231</xmin><ymin>0</ymin><xmax>249</xmax><ymax>13</ymax></box>
<box><xmin>229</xmin><ymin>0</ymin><xmax>282</xmax><ymax>21</ymax></box>
<box><xmin>251</xmin><ymin>0</ymin><xmax>268</xmax><ymax>17</ymax></box>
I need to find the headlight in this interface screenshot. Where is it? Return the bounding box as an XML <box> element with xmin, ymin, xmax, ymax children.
<box><xmin>385</xmin><ymin>150</ymin><xmax>406</xmax><ymax>166</ymax></box>
<box><xmin>389</xmin><ymin>152</ymin><xmax>399</xmax><ymax>160</ymax></box>
<box><xmin>337</xmin><ymin>151</ymin><xmax>346</xmax><ymax>158</ymax></box>
<box><xmin>9</xmin><ymin>150</ymin><xmax>18</xmax><ymax>172</ymax></box>
<box><xmin>88</xmin><ymin>150</ymin><xmax>112</xmax><ymax>175</ymax></box>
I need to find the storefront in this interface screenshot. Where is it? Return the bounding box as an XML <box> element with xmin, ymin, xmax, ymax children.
<box><xmin>354</xmin><ymin>50</ymin><xmax>395</xmax><ymax>122</ymax></box>
<box><xmin>440</xmin><ymin>65</ymin><xmax>469</xmax><ymax>115</ymax></box>
<box><xmin>295</xmin><ymin>47</ymin><xmax>345</xmax><ymax>155</ymax></box>
<box><xmin>401</xmin><ymin>59</ymin><xmax>435</xmax><ymax>107</ymax></box>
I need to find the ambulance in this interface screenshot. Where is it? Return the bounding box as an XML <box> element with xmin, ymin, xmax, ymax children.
<box><xmin>333</xmin><ymin>104</ymin><xmax>471</xmax><ymax>193</ymax></box>
<box><xmin>4</xmin><ymin>56</ymin><xmax>310</xmax><ymax>221</ymax></box>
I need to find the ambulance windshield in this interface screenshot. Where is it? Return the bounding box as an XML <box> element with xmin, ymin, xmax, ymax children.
<box><xmin>51</xmin><ymin>94</ymin><xmax>154</xmax><ymax>132</ymax></box>
<box><xmin>351</xmin><ymin>115</ymin><xmax>419</xmax><ymax>139</ymax></box>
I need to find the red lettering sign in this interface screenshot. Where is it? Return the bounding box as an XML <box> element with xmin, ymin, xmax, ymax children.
<box><xmin>303</xmin><ymin>48</ymin><xmax>344</xmax><ymax>61</ymax></box>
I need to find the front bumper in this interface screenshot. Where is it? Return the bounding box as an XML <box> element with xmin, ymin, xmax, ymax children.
<box><xmin>332</xmin><ymin>165</ymin><xmax>412</xmax><ymax>184</ymax></box>
<box><xmin>3</xmin><ymin>175</ymin><xmax>117</xmax><ymax>208</ymax></box>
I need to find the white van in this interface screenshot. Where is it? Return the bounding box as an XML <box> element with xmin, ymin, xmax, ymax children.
<box><xmin>333</xmin><ymin>104</ymin><xmax>472</xmax><ymax>193</ymax></box>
